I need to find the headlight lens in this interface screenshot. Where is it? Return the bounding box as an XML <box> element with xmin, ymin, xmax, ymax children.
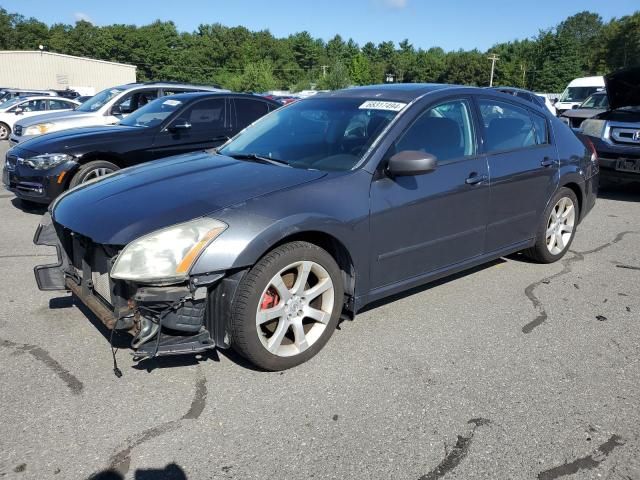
<box><xmin>24</xmin><ymin>153</ymin><xmax>75</xmax><ymax>170</ymax></box>
<box><xmin>580</xmin><ymin>119</ymin><xmax>605</xmax><ymax>138</ymax></box>
<box><xmin>111</xmin><ymin>218</ymin><xmax>227</xmax><ymax>283</ymax></box>
<box><xmin>24</xmin><ymin>123</ymin><xmax>55</xmax><ymax>136</ymax></box>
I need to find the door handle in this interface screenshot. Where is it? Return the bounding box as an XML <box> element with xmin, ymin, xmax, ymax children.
<box><xmin>465</xmin><ymin>173</ymin><xmax>488</xmax><ymax>185</ymax></box>
<box><xmin>541</xmin><ymin>157</ymin><xmax>555</xmax><ymax>167</ymax></box>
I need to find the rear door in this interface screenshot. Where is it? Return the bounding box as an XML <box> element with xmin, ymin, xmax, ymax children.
<box><xmin>150</xmin><ymin>97</ymin><xmax>230</xmax><ymax>159</ymax></box>
<box><xmin>231</xmin><ymin>97</ymin><xmax>273</xmax><ymax>134</ymax></box>
<box><xmin>476</xmin><ymin>97</ymin><xmax>558</xmax><ymax>252</ymax></box>
<box><xmin>47</xmin><ymin>99</ymin><xmax>77</xmax><ymax>112</ymax></box>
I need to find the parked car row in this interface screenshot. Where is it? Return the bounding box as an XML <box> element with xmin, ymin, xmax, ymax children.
<box><xmin>0</xmin><ymin>95</ymin><xmax>80</xmax><ymax>140</ymax></box>
<box><xmin>12</xmin><ymin>81</ymin><xmax>600</xmax><ymax>371</ymax></box>
<box><xmin>5</xmin><ymin>91</ymin><xmax>280</xmax><ymax>203</ymax></box>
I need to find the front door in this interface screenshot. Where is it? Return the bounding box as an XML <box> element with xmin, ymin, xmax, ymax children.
<box><xmin>150</xmin><ymin>97</ymin><xmax>230</xmax><ymax>159</ymax></box>
<box><xmin>476</xmin><ymin>98</ymin><xmax>558</xmax><ymax>252</ymax></box>
<box><xmin>369</xmin><ymin>98</ymin><xmax>490</xmax><ymax>291</ymax></box>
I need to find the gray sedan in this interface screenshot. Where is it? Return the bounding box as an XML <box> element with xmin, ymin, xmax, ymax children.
<box><xmin>34</xmin><ymin>83</ymin><xmax>599</xmax><ymax>371</ymax></box>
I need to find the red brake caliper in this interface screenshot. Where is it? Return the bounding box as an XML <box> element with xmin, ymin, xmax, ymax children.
<box><xmin>260</xmin><ymin>287</ymin><xmax>280</xmax><ymax>310</ymax></box>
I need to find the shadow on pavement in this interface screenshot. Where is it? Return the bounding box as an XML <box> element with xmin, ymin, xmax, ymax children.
<box><xmin>598</xmin><ymin>183</ymin><xmax>640</xmax><ymax>202</ymax></box>
<box><xmin>10</xmin><ymin>197</ymin><xmax>48</xmax><ymax>215</ymax></box>
<box><xmin>89</xmin><ymin>463</ymin><xmax>188</xmax><ymax>479</ymax></box>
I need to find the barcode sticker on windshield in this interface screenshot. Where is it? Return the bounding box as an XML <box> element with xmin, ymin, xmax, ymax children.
<box><xmin>163</xmin><ymin>99</ymin><xmax>181</xmax><ymax>106</ymax></box>
<box><xmin>359</xmin><ymin>100</ymin><xmax>406</xmax><ymax>111</ymax></box>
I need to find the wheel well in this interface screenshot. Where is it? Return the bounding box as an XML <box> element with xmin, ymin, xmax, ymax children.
<box><xmin>79</xmin><ymin>153</ymin><xmax>123</xmax><ymax>168</ymax></box>
<box><xmin>270</xmin><ymin>231</ymin><xmax>356</xmax><ymax>312</ymax></box>
<box><xmin>562</xmin><ymin>182</ymin><xmax>583</xmax><ymax>219</ymax></box>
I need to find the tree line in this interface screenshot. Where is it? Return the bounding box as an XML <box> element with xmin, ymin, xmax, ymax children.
<box><xmin>0</xmin><ymin>6</ymin><xmax>639</xmax><ymax>93</ymax></box>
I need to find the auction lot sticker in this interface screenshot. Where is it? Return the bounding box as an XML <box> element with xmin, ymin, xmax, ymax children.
<box><xmin>359</xmin><ymin>100</ymin><xmax>407</xmax><ymax>111</ymax></box>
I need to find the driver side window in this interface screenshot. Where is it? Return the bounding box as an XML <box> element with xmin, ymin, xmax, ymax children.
<box><xmin>394</xmin><ymin>99</ymin><xmax>475</xmax><ymax>162</ymax></box>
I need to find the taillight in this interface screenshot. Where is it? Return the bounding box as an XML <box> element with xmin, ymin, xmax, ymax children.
<box><xmin>584</xmin><ymin>138</ymin><xmax>598</xmax><ymax>164</ymax></box>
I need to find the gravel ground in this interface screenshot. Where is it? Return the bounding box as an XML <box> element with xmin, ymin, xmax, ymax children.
<box><xmin>1</xmin><ymin>139</ymin><xmax>639</xmax><ymax>480</ymax></box>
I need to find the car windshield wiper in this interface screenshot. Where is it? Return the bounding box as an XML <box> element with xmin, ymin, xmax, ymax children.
<box><xmin>227</xmin><ymin>153</ymin><xmax>291</xmax><ymax>167</ymax></box>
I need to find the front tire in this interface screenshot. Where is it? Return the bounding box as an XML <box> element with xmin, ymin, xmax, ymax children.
<box><xmin>0</xmin><ymin>122</ymin><xmax>10</xmax><ymax>140</ymax></box>
<box><xmin>524</xmin><ymin>187</ymin><xmax>579</xmax><ymax>263</ymax></box>
<box><xmin>230</xmin><ymin>241</ymin><xmax>344</xmax><ymax>371</ymax></box>
<box><xmin>68</xmin><ymin>160</ymin><xmax>119</xmax><ymax>188</ymax></box>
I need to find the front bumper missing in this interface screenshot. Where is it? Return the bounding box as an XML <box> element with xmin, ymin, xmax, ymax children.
<box><xmin>33</xmin><ymin>213</ymin><xmax>225</xmax><ymax>358</ymax></box>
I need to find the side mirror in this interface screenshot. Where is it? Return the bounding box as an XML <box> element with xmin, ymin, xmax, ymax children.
<box><xmin>387</xmin><ymin>150</ymin><xmax>437</xmax><ymax>177</ymax></box>
<box><xmin>551</xmin><ymin>98</ymin><xmax>558</xmax><ymax>105</ymax></box>
<box><xmin>111</xmin><ymin>105</ymin><xmax>123</xmax><ymax>116</ymax></box>
<box><xmin>572</xmin><ymin>104</ymin><xmax>579</xmax><ymax>109</ymax></box>
<box><xmin>14</xmin><ymin>107</ymin><xmax>23</xmax><ymax>115</ymax></box>
<box><xmin>169</xmin><ymin>121</ymin><xmax>191</xmax><ymax>132</ymax></box>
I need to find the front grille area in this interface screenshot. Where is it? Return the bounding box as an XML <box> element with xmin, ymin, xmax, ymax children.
<box><xmin>56</xmin><ymin>224</ymin><xmax>124</xmax><ymax>308</ymax></box>
<box><xmin>569</xmin><ymin>117</ymin><xmax>584</xmax><ymax>129</ymax></box>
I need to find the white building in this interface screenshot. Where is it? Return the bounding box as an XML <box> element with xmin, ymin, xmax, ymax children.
<box><xmin>0</xmin><ymin>50</ymin><xmax>137</xmax><ymax>95</ymax></box>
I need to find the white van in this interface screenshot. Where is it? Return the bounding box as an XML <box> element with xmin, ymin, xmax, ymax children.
<box><xmin>554</xmin><ymin>76</ymin><xmax>605</xmax><ymax>116</ymax></box>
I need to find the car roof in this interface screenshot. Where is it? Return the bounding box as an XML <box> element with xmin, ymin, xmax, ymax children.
<box><xmin>113</xmin><ymin>82</ymin><xmax>228</xmax><ymax>92</ymax></box>
<box><xmin>152</xmin><ymin>92</ymin><xmax>281</xmax><ymax>104</ymax></box>
<box><xmin>15</xmin><ymin>95</ymin><xmax>78</xmax><ymax>101</ymax></box>
<box><xmin>320</xmin><ymin>83</ymin><xmax>463</xmax><ymax>102</ymax></box>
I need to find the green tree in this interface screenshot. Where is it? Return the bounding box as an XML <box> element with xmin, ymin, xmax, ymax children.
<box><xmin>318</xmin><ymin>61</ymin><xmax>351</xmax><ymax>90</ymax></box>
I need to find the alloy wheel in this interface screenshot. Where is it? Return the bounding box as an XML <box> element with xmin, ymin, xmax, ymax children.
<box><xmin>83</xmin><ymin>167</ymin><xmax>114</xmax><ymax>182</ymax></box>
<box><xmin>0</xmin><ymin>124</ymin><xmax>8</xmax><ymax>139</ymax></box>
<box><xmin>256</xmin><ymin>260</ymin><xmax>335</xmax><ymax>357</ymax></box>
<box><xmin>546</xmin><ymin>196</ymin><xmax>575</xmax><ymax>255</ymax></box>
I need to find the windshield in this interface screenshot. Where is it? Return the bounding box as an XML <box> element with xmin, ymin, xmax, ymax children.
<box><xmin>559</xmin><ymin>86</ymin><xmax>602</xmax><ymax>103</ymax></box>
<box><xmin>0</xmin><ymin>93</ymin><xmax>12</xmax><ymax>105</ymax></box>
<box><xmin>119</xmin><ymin>97</ymin><xmax>184</xmax><ymax>128</ymax></box>
<box><xmin>76</xmin><ymin>87</ymin><xmax>125</xmax><ymax>112</ymax></box>
<box><xmin>219</xmin><ymin>97</ymin><xmax>403</xmax><ymax>171</ymax></box>
<box><xmin>580</xmin><ymin>93</ymin><xmax>609</xmax><ymax>109</ymax></box>
<box><xmin>0</xmin><ymin>97</ymin><xmax>24</xmax><ymax>110</ymax></box>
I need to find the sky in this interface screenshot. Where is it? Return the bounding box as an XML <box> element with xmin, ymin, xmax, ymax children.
<box><xmin>2</xmin><ymin>0</ymin><xmax>639</xmax><ymax>52</ymax></box>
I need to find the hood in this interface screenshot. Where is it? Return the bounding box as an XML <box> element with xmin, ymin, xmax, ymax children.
<box><xmin>18</xmin><ymin>125</ymin><xmax>136</xmax><ymax>154</ymax></box>
<box><xmin>560</xmin><ymin>108</ymin><xmax>606</xmax><ymax>120</ymax></box>
<box><xmin>52</xmin><ymin>152</ymin><xmax>327</xmax><ymax>245</ymax></box>
<box><xmin>16</xmin><ymin>110</ymin><xmax>100</xmax><ymax>128</ymax></box>
<box><xmin>605</xmin><ymin>67</ymin><xmax>640</xmax><ymax>111</ymax></box>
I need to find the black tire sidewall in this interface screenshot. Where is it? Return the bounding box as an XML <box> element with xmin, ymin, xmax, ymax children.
<box><xmin>533</xmin><ymin>187</ymin><xmax>579</xmax><ymax>263</ymax></box>
<box><xmin>69</xmin><ymin>160</ymin><xmax>119</xmax><ymax>188</ymax></box>
<box><xmin>230</xmin><ymin>242</ymin><xmax>344</xmax><ymax>371</ymax></box>
<box><xmin>0</xmin><ymin>122</ymin><xmax>10</xmax><ymax>140</ymax></box>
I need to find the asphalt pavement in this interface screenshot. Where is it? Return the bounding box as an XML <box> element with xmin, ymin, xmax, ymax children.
<box><xmin>0</xmin><ymin>139</ymin><xmax>639</xmax><ymax>479</ymax></box>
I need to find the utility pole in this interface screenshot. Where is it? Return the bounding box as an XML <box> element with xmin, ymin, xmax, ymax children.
<box><xmin>321</xmin><ymin>65</ymin><xmax>328</xmax><ymax>77</ymax></box>
<box><xmin>488</xmin><ymin>53</ymin><xmax>499</xmax><ymax>87</ymax></box>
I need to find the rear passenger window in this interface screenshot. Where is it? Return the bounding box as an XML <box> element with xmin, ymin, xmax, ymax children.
<box><xmin>530</xmin><ymin>111</ymin><xmax>549</xmax><ymax>145</ymax></box>
<box><xmin>235</xmin><ymin>99</ymin><xmax>270</xmax><ymax>129</ymax></box>
<box><xmin>394</xmin><ymin>99</ymin><xmax>475</xmax><ymax>162</ymax></box>
<box><xmin>177</xmin><ymin>98</ymin><xmax>225</xmax><ymax>130</ymax></box>
<box><xmin>479</xmin><ymin>100</ymin><xmax>537</xmax><ymax>153</ymax></box>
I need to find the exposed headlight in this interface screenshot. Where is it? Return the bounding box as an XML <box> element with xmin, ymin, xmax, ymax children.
<box><xmin>111</xmin><ymin>218</ymin><xmax>227</xmax><ymax>283</ymax></box>
<box><xmin>24</xmin><ymin>153</ymin><xmax>75</xmax><ymax>170</ymax></box>
<box><xmin>580</xmin><ymin>119</ymin><xmax>605</xmax><ymax>138</ymax></box>
<box><xmin>24</xmin><ymin>123</ymin><xmax>56</xmax><ymax>136</ymax></box>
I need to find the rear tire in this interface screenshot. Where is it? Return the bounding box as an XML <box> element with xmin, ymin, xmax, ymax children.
<box><xmin>0</xmin><ymin>122</ymin><xmax>10</xmax><ymax>140</ymax></box>
<box><xmin>229</xmin><ymin>241</ymin><xmax>344</xmax><ymax>371</ymax></box>
<box><xmin>69</xmin><ymin>160</ymin><xmax>119</xmax><ymax>188</ymax></box>
<box><xmin>524</xmin><ymin>187</ymin><xmax>579</xmax><ymax>263</ymax></box>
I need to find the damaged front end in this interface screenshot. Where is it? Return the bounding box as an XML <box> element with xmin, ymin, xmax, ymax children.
<box><xmin>33</xmin><ymin>213</ymin><xmax>239</xmax><ymax>359</ymax></box>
